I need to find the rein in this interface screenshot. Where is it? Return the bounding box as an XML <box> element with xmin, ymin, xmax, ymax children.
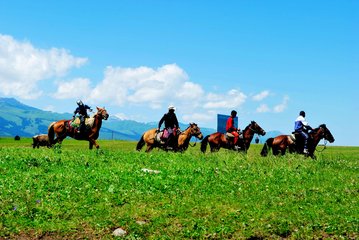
<box><xmin>315</xmin><ymin>139</ymin><xmax>328</xmax><ymax>152</ymax></box>
<box><xmin>244</xmin><ymin>125</ymin><xmax>260</xmax><ymax>136</ymax></box>
<box><xmin>189</xmin><ymin>138</ymin><xmax>197</xmax><ymax>147</ymax></box>
<box><xmin>312</xmin><ymin>127</ymin><xmax>328</xmax><ymax>152</ymax></box>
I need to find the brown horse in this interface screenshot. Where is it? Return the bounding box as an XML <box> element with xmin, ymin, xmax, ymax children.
<box><xmin>136</xmin><ymin>123</ymin><xmax>203</xmax><ymax>152</ymax></box>
<box><xmin>260</xmin><ymin>124</ymin><xmax>335</xmax><ymax>158</ymax></box>
<box><xmin>32</xmin><ymin>134</ymin><xmax>52</xmax><ymax>148</ymax></box>
<box><xmin>201</xmin><ymin>121</ymin><xmax>266</xmax><ymax>153</ymax></box>
<box><xmin>48</xmin><ymin>107</ymin><xmax>109</xmax><ymax>149</ymax></box>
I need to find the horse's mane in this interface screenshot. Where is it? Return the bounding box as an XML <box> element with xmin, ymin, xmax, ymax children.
<box><xmin>243</xmin><ymin>121</ymin><xmax>255</xmax><ymax>132</ymax></box>
<box><xmin>181</xmin><ymin>123</ymin><xmax>197</xmax><ymax>134</ymax></box>
<box><xmin>311</xmin><ymin>124</ymin><xmax>327</xmax><ymax>133</ymax></box>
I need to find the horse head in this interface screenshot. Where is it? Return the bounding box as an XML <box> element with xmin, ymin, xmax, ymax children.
<box><xmin>318</xmin><ymin>124</ymin><xmax>335</xmax><ymax>143</ymax></box>
<box><xmin>250</xmin><ymin>121</ymin><xmax>266</xmax><ymax>136</ymax></box>
<box><xmin>96</xmin><ymin>107</ymin><xmax>109</xmax><ymax>120</ymax></box>
<box><xmin>189</xmin><ymin>122</ymin><xmax>203</xmax><ymax>140</ymax></box>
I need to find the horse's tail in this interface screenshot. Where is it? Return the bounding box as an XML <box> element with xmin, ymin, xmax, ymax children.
<box><xmin>48</xmin><ymin>122</ymin><xmax>56</xmax><ymax>145</ymax></box>
<box><xmin>136</xmin><ymin>134</ymin><xmax>145</xmax><ymax>151</ymax></box>
<box><xmin>260</xmin><ymin>137</ymin><xmax>274</xmax><ymax>157</ymax></box>
<box><xmin>200</xmin><ymin>135</ymin><xmax>209</xmax><ymax>153</ymax></box>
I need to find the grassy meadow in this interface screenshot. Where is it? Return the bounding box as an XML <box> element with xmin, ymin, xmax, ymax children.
<box><xmin>0</xmin><ymin>137</ymin><xmax>358</xmax><ymax>239</ymax></box>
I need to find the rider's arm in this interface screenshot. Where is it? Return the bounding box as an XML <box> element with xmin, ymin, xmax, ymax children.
<box><xmin>174</xmin><ymin>115</ymin><xmax>179</xmax><ymax>128</ymax></box>
<box><xmin>158</xmin><ymin>114</ymin><xmax>166</xmax><ymax>129</ymax></box>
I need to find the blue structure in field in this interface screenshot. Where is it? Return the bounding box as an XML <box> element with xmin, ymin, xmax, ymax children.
<box><xmin>217</xmin><ymin>114</ymin><xmax>238</xmax><ymax>133</ymax></box>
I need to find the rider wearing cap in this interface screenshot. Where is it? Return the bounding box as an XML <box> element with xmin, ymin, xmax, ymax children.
<box><xmin>157</xmin><ymin>105</ymin><xmax>179</xmax><ymax>149</ymax></box>
<box><xmin>73</xmin><ymin>100</ymin><xmax>92</xmax><ymax>133</ymax></box>
<box><xmin>226</xmin><ymin>110</ymin><xmax>240</xmax><ymax>148</ymax></box>
<box><xmin>294</xmin><ymin>110</ymin><xmax>312</xmax><ymax>154</ymax></box>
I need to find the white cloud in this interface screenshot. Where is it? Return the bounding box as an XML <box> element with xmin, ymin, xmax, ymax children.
<box><xmin>176</xmin><ymin>82</ymin><xmax>204</xmax><ymax>100</ymax></box>
<box><xmin>274</xmin><ymin>95</ymin><xmax>289</xmax><ymax>113</ymax></box>
<box><xmin>0</xmin><ymin>34</ymin><xmax>87</xmax><ymax>99</ymax></box>
<box><xmin>89</xmin><ymin>64</ymin><xmax>204</xmax><ymax>109</ymax></box>
<box><xmin>203</xmin><ymin>89</ymin><xmax>247</xmax><ymax>109</ymax></box>
<box><xmin>256</xmin><ymin>95</ymin><xmax>289</xmax><ymax>113</ymax></box>
<box><xmin>256</xmin><ymin>104</ymin><xmax>270</xmax><ymax>113</ymax></box>
<box><xmin>252</xmin><ymin>90</ymin><xmax>270</xmax><ymax>101</ymax></box>
<box><xmin>53</xmin><ymin>78</ymin><xmax>92</xmax><ymax>99</ymax></box>
<box><xmin>182</xmin><ymin>112</ymin><xmax>214</xmax><ymax>124</ymax></box>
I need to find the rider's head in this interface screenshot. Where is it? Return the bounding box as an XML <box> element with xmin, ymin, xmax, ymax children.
<box><xmin>231</xmin><ymin>110</ymin><xmax>237</xmax><ymax>117</ymax></box>
<box><xmin>77</xmin><ymin>100</ymin><xmax>83</xmax><ymax>106</ymax></box>
<box><xmin>168</xmin><ymin>105</ymin><xmax>176</xmax><ymax>112</ymax></box>
<box><xmin>299</xmin><ymin>111</ymin><xmax>305</xmax><ymax>117</ymax></box>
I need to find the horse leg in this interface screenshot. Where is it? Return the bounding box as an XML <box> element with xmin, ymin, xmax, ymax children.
<box><xmin>89</xmin><ymin>139</ymin><xmax>99</xmax><ymax>149</ymax></box>
<box><xmin>145</xmin><ymin>144</ymin><xmax>154</xmax><ymax>152</ymax></box>
<box><xmin>209</xmin><ymin>143</ymin><xmax>217</xmax><ymax>152</ymax></box>
<box><xmin>272</xmin><ymin>146</ymin><xmax>279</xmax><ymax>155</ymax></box>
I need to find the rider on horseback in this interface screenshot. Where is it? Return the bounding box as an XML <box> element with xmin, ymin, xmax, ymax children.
<box><xmin>73</xmin><ymin>100</ymin><xmax>92</xmax><ymax>134</ymax></box>
<box><xmin>226</xmin><ymin>110</ymin><xmax>240</xmax><ymax>149</ymax></box>
<box><xmin>294</xmin><ymin>110</ymin><xmax>313</xmax><ymax>154</ymax></box>
<box><xmin>157</xmin><ymin>105</ymin><xmax>179</xmax><ymax>150</ymax></box>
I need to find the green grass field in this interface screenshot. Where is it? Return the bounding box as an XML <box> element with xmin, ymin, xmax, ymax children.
<box><xmin>0</xmin><ymin>137</ymin><xmax>358</xmax><ymax>239</ymax></box>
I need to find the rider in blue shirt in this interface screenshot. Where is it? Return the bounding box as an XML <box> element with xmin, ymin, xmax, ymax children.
<box><xmin>294</xmin><ymin>111</ymin><xmax>312</xmax><ymax>154</ymax></box>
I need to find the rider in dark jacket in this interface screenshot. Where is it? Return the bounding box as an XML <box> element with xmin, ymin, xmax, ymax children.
<box><xmin>73</xmin><ymin>100</ymin><xmax>92</xmax><ymax>133</ymax></box>
<box><xmin>157</xmin><ymin>105</ymin><xmax>179</xmax><ymax>149</ymax></box>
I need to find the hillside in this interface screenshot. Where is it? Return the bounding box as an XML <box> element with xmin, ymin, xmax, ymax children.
<box><xmin>0</xmin><ymin>98</ymin><xmax>282</xmax><ymax>141</ymax></box>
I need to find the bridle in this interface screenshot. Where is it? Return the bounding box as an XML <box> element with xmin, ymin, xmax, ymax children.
<box><xmin>181</xmin><ymin>124</ymin><xmax>202</xmax><ymax>147</ymax></box>
<box><xmin>314</xmin><ymin>126</ymin><xmax>330</xmax><ymax>152</ymax></box>
<box><xmin>246</xmin><ymin>122</ymin><xmax>264</xmax><ymax>135</ymax></box>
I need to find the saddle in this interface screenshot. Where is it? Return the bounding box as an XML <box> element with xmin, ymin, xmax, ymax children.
<box><xmin>290</xmin><ymin>132</ymin><xmax>310</xmax><ymax>143</ymax></box>
<box><xmin>155</xmin><ymin>130</ymin><xmax>166</xmax><ymax>144</ymax></box>
<box><xmin>68</xmin><ymin>117</ymin><xmax>94</xmax><ymax>132</ymax></box>
<box><xmin>290</xmin><ymin>133</ymin><xmax>296</xmax><ymax>142</ymax></box>
<box><xmin>226</xmin><ymin>132</ymin><xmax>235</xmax><ymax>138</ymax></box>
<box><xmin>71</xmin><ymin>117</ymin><xmax>94</xmax><ymax>127</ymax></box>
<box><xmin>225</xmin><ymin>131</ymin><xmax>243</xmax><ymax>139</ymax></box>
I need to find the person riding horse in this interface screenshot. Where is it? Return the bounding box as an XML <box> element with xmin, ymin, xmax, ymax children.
<box><xmin>157</xmin><ymin>105</ymin><xmax>180</xmax><ymax>150</ymax></box>
<box><xmin>294</xmin><ymin>110</ymin><xmax>313</xmax><ymax>154</ymax></box>
<box><xmin>73</xmin><ymin>100</ymin><xmax>92</xmax><ymax>134</ymax></box>
<box><xmin>226</xmin><ymin>110</ymin><xmax>241</xmax><ymax>150</ymax></box>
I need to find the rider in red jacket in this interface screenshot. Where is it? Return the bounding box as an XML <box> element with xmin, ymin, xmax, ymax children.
<box><xmin>226</xmin><ymin>110</ymin><xmax>240</xmax><ymax>146</ymax></box>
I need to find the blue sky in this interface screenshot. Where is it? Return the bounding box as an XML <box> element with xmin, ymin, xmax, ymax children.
<box><xmin>0</xmin><ymin>1</ymin><xmax>358</xmax><ymax>146</ymax></box>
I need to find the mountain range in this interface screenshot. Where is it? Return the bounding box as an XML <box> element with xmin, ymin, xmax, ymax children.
<box><xmin>0</xmin><ymin>98</ymin><xmax>282</xmax><ymax>142</ymax></box>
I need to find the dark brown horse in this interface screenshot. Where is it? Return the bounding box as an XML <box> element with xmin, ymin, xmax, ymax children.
<box><xmin>32</xmin><ymin>134</ymin><xmax>52</xmax><ymax>148</ymax></box>
<box><xmin>201</xmin><ymin>121</ymin><xmax>266</xmax><ymax>153</ymax></box>
<box><xmin>260</xmin><ymin>124</ymin><xmax>335</xmax><ymax>158</ymax></box>
<box><xmin>48</xmin><ymin>107</ymin><xmax>109</xmax><ymax>149</ymax></box>
<box><xmin>136</xmin><ymin>123</ymin><xmax>203</xmax><ymax>152</ymax></box>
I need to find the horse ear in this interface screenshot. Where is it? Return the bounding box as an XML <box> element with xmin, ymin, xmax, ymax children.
<box><xmin>96</xmin><ymin>106</ymin><xmax>100</xmax><ymax>110</ymax></box>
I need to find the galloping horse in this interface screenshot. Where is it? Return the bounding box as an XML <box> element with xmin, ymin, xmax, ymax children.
<box><xmin>48</xmin><ymin>107</ymin><xmax>109</xmax><ymax>149</ymax></box>
<box><xmin>260</xmin><ymin>124</ymin><xmax>335</xmax><ymax>158</ymax></box>
<box><xmin>136</xmin><ymin>123</ymin><xmax>203</xmax><ymax>152</ymax></box>
<box><xmin>201</xmin><ymin>121</ymin><xmax>266</xmax><ymax>153</ymax></box>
